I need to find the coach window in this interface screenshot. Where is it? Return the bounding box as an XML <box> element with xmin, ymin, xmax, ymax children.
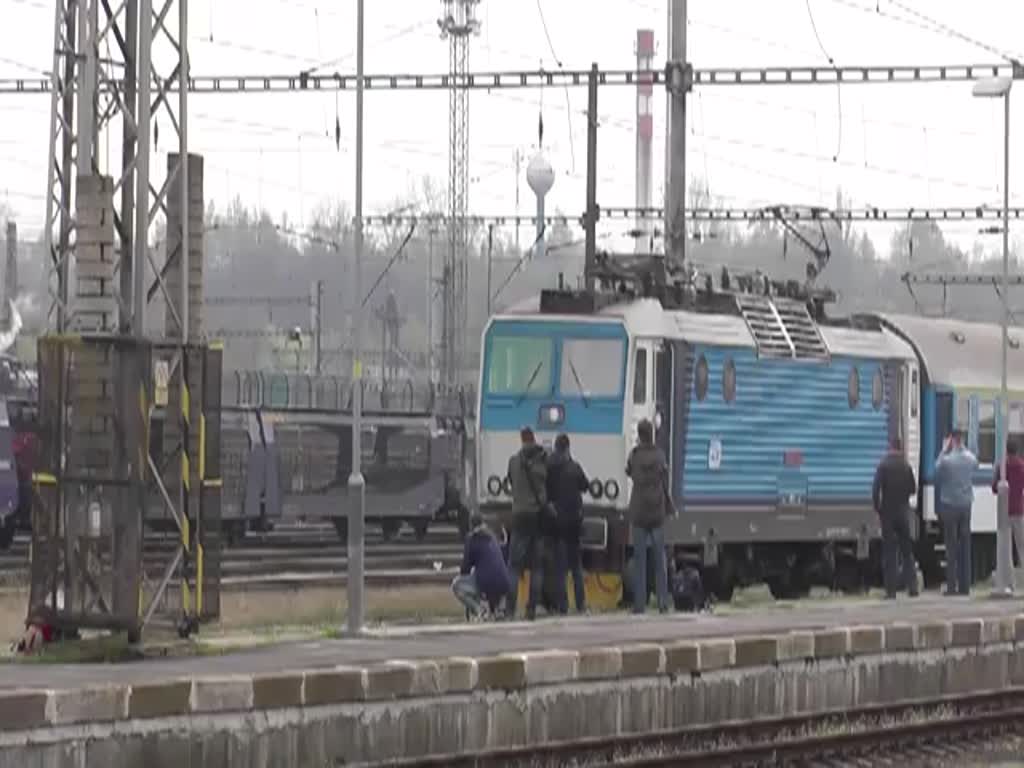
<box><xmin>633</xmin><ymin>348</ymin><xmax>647</xmax><ymax>405</ymax></box>
<box><xmin>911</xmin><ymin>369</ymin><xmax>919</xmax><ymax>417</ymax></box>
<box><xmin>722</xmin><ymin>358</ymin><xmax>736</xmax><ymax>403</ymax></box>
<box><xmin>1010</xmin><ymin>403</ymin><xmax>1024</xmax><ymax>451</ymax></box>
<box><xmin>978</xmin><ymin>400</ymin><xmax>996</xmax><ymax>465</ymax></box>
<box><xmin>848</xmin><ymin>367</ymin><xmax>860</xmax><ymax>409</ymax></box>
<box><xmin>694</xmin><ymin>354</ymin><xmax>709</xmax><ymax>402</ymax></box>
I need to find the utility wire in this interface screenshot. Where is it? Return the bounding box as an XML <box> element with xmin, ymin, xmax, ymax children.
<box><xmin>362</xmin><ymin>222</ymin><xmax>418</xmax><ymax>307</ymax></box>
<box><xmin>535</xmin><ymin>0</ymin><xmax>575</xmax><ymax>171</ymax></box>
<box><xmin>490</xmin><ymin>227</ymin><xmax>547</xmax><ymax>306</ymax></box>
<box><xmin>888</xmin><ymin>0</ymin><xmax>1022</xmax><ymax>64</ymax></box>
<box><xmin>805</xmin><ymin>0</ymin><xmax>842</xmax><ymax>162</ymax></box>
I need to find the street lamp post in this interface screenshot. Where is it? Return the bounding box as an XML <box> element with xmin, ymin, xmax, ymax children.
<box><xmin>973</xmin><ymin>75</ymin><xmax>1013</xmax><ymax>596</ymax></box>
<box><xmin>347</xmin><ymin>0</ymin><xmax>366</xmax><ymax>634</ymax></box>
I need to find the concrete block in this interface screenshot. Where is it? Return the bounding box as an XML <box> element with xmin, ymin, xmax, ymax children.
<box><xmin>522</xmin><ymin>650</ymin><xmax>578</xmax><ymax>685</ymax></box>
<box><xmin>885</xmin><ymin>623</ymin><xmax>918</xmax><ymax>652</ymax></box>
<box><xmin>951</xmin><ymin>618</ymin><xmax>983</xmax><ymax>647</ymax></box>
<box><xmin>619</xmin><ymin>644</ymin><xmax>665</xmax><ymax>678</ymax></box>
<box><xmin>476</xmin><ymin>655</ymin><xmax>527</xmax><ymax>691</ymax></box>
<box><xmin>51</xmin><ymin>685</ymin><xmax>127</xmax><ymax>725</ymax></box>
<box><xmin>439</xmin><ymin>657</ymin><xmax>477</xmax><ymax>693</ymax></box>
<box><xmin>127</xmin><ymin>680</ymin><xmax>191</xmax><ymax>719</ymax></box>
<box><xmin>1014</xmin><ymin>615</ymin><xmax>1024</xmax><ymax>642</ymax></box>
<box><xmin>849</xmin><ymin>626</ymin><xmax>884</xmax><ymax>655</ymax></box>
<box><xmin>698</xmin><ymin>639</ymin><xmax>736</xmax><ymax>671</ymax></box>
<box><xmin>252</xmin><ymin>673</ymin><xmax>304</xmax><ymax>710</ymax></box>
<box><xmin>813</xmin><ymin>629</ymin><xmax>851</xmax><ymax>659</ymax></box>
<box><xmin>303</xmin><ymin>667</ymin><xmax>367</xmax><ymax>705</ymax></box>
<box><xmin>365</xmin><ymin>662</ymin><xmax>415</xmax><ymax>701</ymax></box>
<box><xmin>778</xmin><ymin>631</ymin><xmax>814</xmax><ymax>662</ymax></box>
<box><xmin>190</xmin><ymin>676</ymin><xmax>253</xmax><ymax>714</ymax></box>
<box><xmin>663</xmin><ymin>641</ymin><xmax>700</xmax><ymax>675</ymax></box>
<box><xmin>917</xmin><ymin>621</ymin><xmax>952</xmax><ymax>650</ymax></box>
<box><xmin>734</xmin><ymin>636</ymin><xmax>779</xmax><ymax>667</ymax></box>
<box><xmin>577</xmin><ymin>647</ymin><xmax>622</xmax><ymax>680</ymax></box>
<box><xmin>387</xmin><ymin>660</ymin><xmax>442</xmax><ymax>696</ymax></box>
<box><xmin>0</xmin><ymin>689</ymin><xmax>50</xmax><ymax>731</ymax></box>
<box><xmin>983</xmin><ymin>616</ymin><xmax>1015</xmax><ymax>645</ymax></box>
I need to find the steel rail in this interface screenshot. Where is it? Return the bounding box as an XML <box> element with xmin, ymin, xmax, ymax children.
<box><xmin>388</xmin><ymin>687</ymin><xmax>1024</xmax><ymax>768</ymax></box>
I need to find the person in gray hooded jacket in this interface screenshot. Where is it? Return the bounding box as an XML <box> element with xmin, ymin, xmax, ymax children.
<box><xmin>505</xmin><ymin>427</ymin><xmax>549</xmax><ymax>620</ymax></box>
<box><xmin>626</xmin><ymin>419</ymin><xmax>672</xmax><ymax>613</ymax></box>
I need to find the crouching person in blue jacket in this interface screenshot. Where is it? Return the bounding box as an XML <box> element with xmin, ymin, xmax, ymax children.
<box><xmin>452</xmin><ymin>512</ymin><xmax>513</xmax><ymax>620</ymax></box>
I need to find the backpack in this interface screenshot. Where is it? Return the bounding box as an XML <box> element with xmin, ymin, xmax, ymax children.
<box><xmin>672</xmin><ymin>565</ymin><xmax>708</xmax><ymax>613</ymax></box>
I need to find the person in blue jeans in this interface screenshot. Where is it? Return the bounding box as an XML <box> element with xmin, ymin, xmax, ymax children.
<box><xmin>935</xmin><ymin>429</ymin><xmax>978</xmax><ymax>595</ymax></box>
<box><xmin>626</xmin><ymin>419</ymin><xmax>673</xmax><ymax>613</ymax></box>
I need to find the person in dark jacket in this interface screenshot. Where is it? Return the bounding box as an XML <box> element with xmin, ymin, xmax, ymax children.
<box><xmin>505</xmin><ymin>427</ymin><xmax>549</xmax><ymax>620</ymax></box>
<box><xmin>626</xmin><ymin>419</ymin><xmax>672</xmax><ymax>614</ymax></box>
<box><xmin>451</xmin><ymin>512</ymin><xmax>513</xmax><ymax>619</ymax></box>
<box><xmin>872</xmin><ymin>437</ymin><xmax>919</xmax><ymax>598</ymax></box>
<box><xmin>993</xmin><ymin>440</ymin><xmax>1024</xmax><ymax>592</ymax></box>
<box><xmin>546</xmin><ymin>433</ymin><xmax>590</xmax><ymax>614</ymax></box>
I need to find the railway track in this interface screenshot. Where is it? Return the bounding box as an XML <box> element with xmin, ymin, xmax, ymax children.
<box><xmin>0</xmin><ymin>524</ymin><xmax>465</xmax><ymax>587</ymax></box>
<box><xmin>391</xmin><ymin>688</ymin><xmax>1024</xmax><ymax>768</ymax></box>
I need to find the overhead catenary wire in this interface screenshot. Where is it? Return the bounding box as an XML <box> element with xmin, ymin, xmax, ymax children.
<box><xmin>362</xmin><ymin>222</ymin><xmax>418</xmax><ymax>307</ymax></box>
<box><xmin>535</xmin><ymin>0</ymin><xmax>575</xmax><ymax>172</ymax></box>
<box><xmin>805</xmin><ymin>0</ymin><xmax>842</xmax><ymax>162</ymax></box>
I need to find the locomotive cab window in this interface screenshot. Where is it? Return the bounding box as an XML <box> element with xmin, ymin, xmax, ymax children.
<box><xmin>633</xmin><ymin>348</ymin><xmax>647</xmax><ymax>405</ymax></box>
<box><xmin>848</xmin><ymin>367</ymin><xmax>860</xmax><ymax>409</ymax></box>
<box><xmin>978</xmin><ymin>400</ymin><xmax>996</xmax><ymax>465</ymax></box>
<box><xmin>694</xmin><ymin>354</ymin><xmax>709</xmax><ymax>402</ymax></box>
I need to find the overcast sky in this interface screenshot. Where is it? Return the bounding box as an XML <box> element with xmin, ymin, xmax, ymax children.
<box><xmin>1</xmin><ymin>0</ymin><xmax>1022</xmax><ymax>257</ymax></box>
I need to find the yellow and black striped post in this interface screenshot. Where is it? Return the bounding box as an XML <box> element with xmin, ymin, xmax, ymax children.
<box><xmin>180</xmin><ymin>351</ymin><xmax>192</xmax><ymax>618</ymax></box>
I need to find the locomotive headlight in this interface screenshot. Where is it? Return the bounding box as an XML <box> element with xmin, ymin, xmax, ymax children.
<box><xmin>502</xmin><ymin>476</ymin><xmax>513</xmax><ymax>496</ymax></box>
<box><xmin>538</xmin><ymin>404</ymin><xmax>565</xmax><ymax>428</ymax></box>
<box><xmin>604</xmin><ymin>479</ymin><xmax>620</xmax><ymax>500</ymax></box>
<box><xmin>486</xmin><ymin>475</ymin><xmax>502</xmax><ymax>496</ymax></box>
<box><xmin>589</xmin><ymin>478</ymin><xmax>604</xmax><ymax>499</ymax></box>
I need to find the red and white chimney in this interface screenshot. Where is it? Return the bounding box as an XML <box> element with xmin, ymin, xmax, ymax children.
<box><xmin>635</xmin><ymin>29</ymin><xmax>655</xmax><ymax>253</ymax></box>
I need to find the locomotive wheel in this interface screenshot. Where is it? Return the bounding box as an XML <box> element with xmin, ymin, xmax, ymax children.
<box><xmin>413</xmin><ymin>520</ymin><xmax>430</xmax><ymax>542</ymax></box>
<box><xmin>380</xmin><ymin>519</ymin><xmax>401</xmax><ymax>542</ymax></box>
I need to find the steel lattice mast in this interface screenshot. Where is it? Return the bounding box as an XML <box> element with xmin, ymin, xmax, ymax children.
<box><xmin>438</xmin><ymin>1</ymin><xmax>480</xmax><ymax>390</ymax></box>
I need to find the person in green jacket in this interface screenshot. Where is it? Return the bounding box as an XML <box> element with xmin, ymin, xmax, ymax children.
<box><xmin>505</xmin><ymin>427</ymin><xmax>549</xmax><ymax>620</ymax></box>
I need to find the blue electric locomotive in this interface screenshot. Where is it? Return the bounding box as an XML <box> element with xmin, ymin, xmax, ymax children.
<box><xmin>475</xmin><ymin>281</ymin><xmax>922</xmax><ymax>602</ymax></box>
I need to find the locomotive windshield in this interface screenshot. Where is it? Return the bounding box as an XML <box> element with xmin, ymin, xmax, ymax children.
<box><xmin>486</xmin><ymin>336</ymin><xmax>553</xmax><ymax>395</ymax></box>
<box><xmin>558</xmin><ymin>338</ymin><xmax>625</xmax><ymax>398</ymax></box>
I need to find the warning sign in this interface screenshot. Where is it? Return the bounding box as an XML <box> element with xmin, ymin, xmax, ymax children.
<box><xmin>154</xmin><ymin>360</ymin><xmax>169</xmax><ymax>407</ymax></box>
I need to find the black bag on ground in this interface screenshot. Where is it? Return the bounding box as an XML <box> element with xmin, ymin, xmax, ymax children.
<box><xmin>672</xmin><ymin>565</ymin><xmax>708</xmax><ymax>612</ymax></box>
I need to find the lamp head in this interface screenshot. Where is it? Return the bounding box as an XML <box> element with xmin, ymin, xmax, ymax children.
<box><xmin>972</xmin><ymin>76</ymin><xmax>1012</xmax><ymax>99</ymax></box>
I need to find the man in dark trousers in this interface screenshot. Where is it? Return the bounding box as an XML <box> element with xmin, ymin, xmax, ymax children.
<box><xmin>626</xmin><ymin>419</ymin><xmax>672</xmax><ymax>614</ymax></box>
<box><xmin>506</xmin><ymin>427</ymin><xmax>550</xmax><ymax>620</ymax></box>
<box><xmin>872</xmin><ymin>437</ymin><xmax>919</xmax><ymax>598</ymax></box>
<box><xmin>546</xmin><ymin>433</ymin><xmax>590</xmax><ymax>614</ymax></box>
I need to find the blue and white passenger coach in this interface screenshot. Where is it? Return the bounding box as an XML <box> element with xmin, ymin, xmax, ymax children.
<box><xmin>476</xmin><ymin>287</ymin><xmax>925</xmax><ymax>601</ymax></box>
<box><xmin>876</xmin><ymin>312</ymin><xmax>1024</xmax><ymax>586</ymax></box>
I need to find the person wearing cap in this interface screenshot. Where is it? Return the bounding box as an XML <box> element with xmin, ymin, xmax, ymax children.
<box><xmin>505</xmin><ymin>426</ymin><xmax>551</xmax><ymax>620</ymax></box>
<box><xmin>935</xmin><ymin>428</ymin><xmax>979</xmax><ymax>595</ymax></box>
<box><xmin>451</xmin><ymin>512</ymin><xmax>513</xmax><ymax>620</ymax></box>
<box><xmin>626</xmin><ymin>418</ymin><xmax>672</xmax><ymax>613</ymax></box>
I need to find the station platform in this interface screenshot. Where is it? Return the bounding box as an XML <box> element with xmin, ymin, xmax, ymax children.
<box><xmin>2</xmin><ymin>592</ymin><xmax>1021</xmax><ymax>691</ymax></box>
<box><xmin>4</xmin><ymin>594</ymin><xmax>1024</xmax><ymax>767</ymax></box>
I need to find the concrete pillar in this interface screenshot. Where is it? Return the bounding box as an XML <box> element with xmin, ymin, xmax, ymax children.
<box><xmin>165</xmin><ymin>153</ymin><xmax>204</xmax><ymax>340</ymax></box>
<box><xmin>74</xmin><ymin>173</ymin><xmax>117</xmax><ymax>332</ymax></box>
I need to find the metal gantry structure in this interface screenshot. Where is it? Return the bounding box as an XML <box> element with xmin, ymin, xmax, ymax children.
<box><xmin>30</xmin><ymin>0</ymin><xmax>225</xmax><ymax>642</ymax></box>
<box><xmin>437</xmin><ymin>0</ymin><xmax>481</xmax><ymax>390</ymax></box>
